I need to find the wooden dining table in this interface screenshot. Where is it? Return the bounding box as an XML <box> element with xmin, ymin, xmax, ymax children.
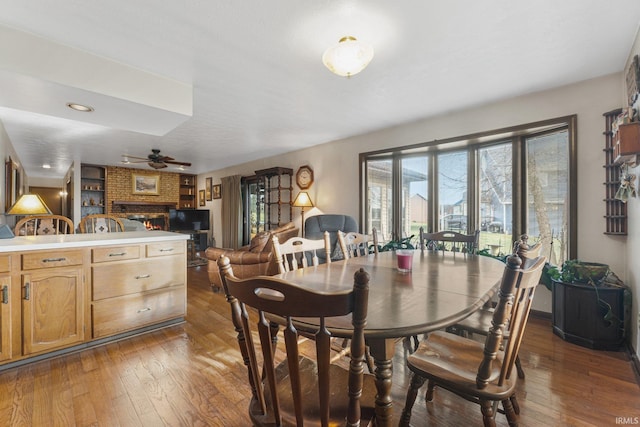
<box><xmin>276</xmin><ymin>249</ymin><xmax>506</xmax><ymax>427</ymax></box>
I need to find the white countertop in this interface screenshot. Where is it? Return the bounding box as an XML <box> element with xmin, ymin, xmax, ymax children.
<box><xmin>0</xmin><ymin>231</ymin><xmax>190</xmax><ymax>253</ymax></box>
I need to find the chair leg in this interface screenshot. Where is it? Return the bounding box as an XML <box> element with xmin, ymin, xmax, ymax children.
<box><xmin>399</xmin><ymin>373</ymin><xmax>426</xmax><ymax>427</ymax></box>
<box><xmin>502</xmin><ymin>398</ymin><xmax>519</xmax><ymax>426</ymax></box>
<box><xmin>480</xmin><ymin>400</ymin><xmax>497</xmax><ymax>427</ymax></box>
<box><xmin>509</xmin><ymin>395</ymin><xmax>520</xmax><ymax>415</ymax></box>
<box><xmin>515</xmin><ymin>354</ymin><xmax>525</xmax><ymax>379</ymax></box>
<box><xmin>425</xmin><ymin>379</ymin><xmax>436</xmax><ymax>402</ymax></box>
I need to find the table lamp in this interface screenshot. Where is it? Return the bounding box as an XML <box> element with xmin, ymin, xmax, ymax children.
<box><xmin>7</xmin><ymin>194</ymin><xmax>52</xmax><ymax>215</ymax></box>
<box><xmin>292</xmin><ymin>191</ymin><xmax>314</xmax><ymax>237</ymax></box>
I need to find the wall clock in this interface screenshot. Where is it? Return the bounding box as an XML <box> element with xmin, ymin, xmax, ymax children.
<box><xmin>296</xmin><ymin>165</ymin><xmax>314</xmax><ymax>189</ymax></box>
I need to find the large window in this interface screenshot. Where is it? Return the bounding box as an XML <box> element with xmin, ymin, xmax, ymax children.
<box><xmin>360</xmin><ymin>116</ymin><xmax>577</xmax><ymax>262</ymax></box>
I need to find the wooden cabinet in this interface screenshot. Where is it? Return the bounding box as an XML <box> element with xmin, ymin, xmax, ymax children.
<box><xmin>0</xmin><ymin>255</ymin><xmax>11</xmax><ymax>362</ymax></box>
<box><xmin>179</xmin><ymin>174</ymin><xmax>196</xmax><ymax>209</ymax></box>
<box><xmin>254</xmin><ymin>167</ymin><xmax>293</xmax><ymax>231</ymax></box>
<box><xmin>81</xmin><ymin>164</ymin><xmax>107</xmax><ymax>218</ymax></box>
<box><xmin>90</xmin><ymin>241</ymin><xmax>186</xmax><ymax>338</ymax></box>
<box><xmin>0</xmin><ymin>232</ymin><xmax>188</xmax><ymax>368</ymax></box>
<box><xmin>20</xmin><ymin>250</ymin><xmax>85</xmax><ymax>355</ymax></box>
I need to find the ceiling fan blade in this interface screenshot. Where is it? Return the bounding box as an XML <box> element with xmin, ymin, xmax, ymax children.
<box><xmin>122</xmin><ymin>155</ymin><xmax>149</xmax><ymax>161</ymax></box>
<box><xmin>164</xmin><ymin>160</ymin><xmax>192</xmax><ymax>167</ymax></box>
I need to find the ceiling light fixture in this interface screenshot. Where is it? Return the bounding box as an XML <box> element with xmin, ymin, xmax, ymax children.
<box><xmin>42</xmin><ymin>164</ymin><xmax>51</xmax><ymax>169</ymax></box>
<box><xmin>322</xmin><ymin>36</ymin><xmax>374</xmax><ymax>78</ymax></box>
<box><xmin>66</xmin><ymin>102</ymin><xmax>94</xmax><ymax>112</ymax></box>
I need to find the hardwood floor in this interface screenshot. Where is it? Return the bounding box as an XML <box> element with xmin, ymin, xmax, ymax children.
<box><xmin>0</xmin><ymin>262</ymin><xmax>638</xmax><ymax>426</ymax></box>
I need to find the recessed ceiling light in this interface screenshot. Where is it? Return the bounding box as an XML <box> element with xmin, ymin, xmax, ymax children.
<box><xmin>66</xmin><ymin>102</ymin><xmax>94</xmax><ymax>112</ymax></box>
<box><xmin>42</xmin><ymin>164</ymin><xmax>51</xmax><ymax>169</ymax></box>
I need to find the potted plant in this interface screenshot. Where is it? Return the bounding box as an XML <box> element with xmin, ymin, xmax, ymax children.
<box><xmin>544</xmin><ymin>259</ymin><xmax>630</xmax><ymax>350</ymax></box>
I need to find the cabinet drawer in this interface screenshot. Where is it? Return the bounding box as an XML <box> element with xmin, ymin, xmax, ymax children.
<box><xmin>92</xmin><ymin>286</ymin><xmax>185</xmax><ymax>338</ymax></box>
<box><xmin>22</xmin><ymin>250</ymin><xmax>84</xmax><ymax>270</ymax></box>
<box><xmin>146</xmin><ymin>241</ymin><xmax>185</xmax><ymax>257</ymax></box>
<box><xmin>92</xmin><ymin>245</ymin><xmax>140</xmax><ymax>263</ymax></box>
<box><xmin>0</xmin><ymin>255</ymin><xmax>10</xmax><ymax>273</ymax></box>
<box><xmin>92</xmin><ymin>256</ymin><xmax>185</xmax><ymax>300</ymax></box>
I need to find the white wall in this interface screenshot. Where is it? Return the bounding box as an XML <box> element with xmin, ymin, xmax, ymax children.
<box><xmin>200</xmin><ymin>72</ymin><xmax>626</xmax><ymax>320</ymax></box>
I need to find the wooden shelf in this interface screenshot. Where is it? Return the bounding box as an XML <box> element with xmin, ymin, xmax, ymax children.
<box><xmin>603</xmin><ymin>109</ymin><xmax>627</xmax><ymax>235</ymax></box>
<box><xmin>112</xmin><ymin>201</ymin><xmax>177</xmax><ymax>207</ymax></box>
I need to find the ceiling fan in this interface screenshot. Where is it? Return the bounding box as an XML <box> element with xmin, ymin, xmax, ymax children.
<box><xmin>121</xmin><ymin>149</ymin><xmax>192</xmax><ymax>170</ymax></box>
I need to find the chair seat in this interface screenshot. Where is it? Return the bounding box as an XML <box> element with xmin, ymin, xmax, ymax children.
<box><xmin>251</xmin><ymin>356</ymin><xmax>376</xmax><ymax>427</ymax></box>
<box><xmin>407</xmin><ymin>331</ymin><xmax>517</xmax><ymax>401</ymax></box>
<box><xmin>455</xmin><ymin>307</ymin><xmax>495</xmax><ymax>335</ymax></box>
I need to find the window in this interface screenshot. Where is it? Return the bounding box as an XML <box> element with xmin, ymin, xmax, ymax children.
<box><xmin>360</xmin><ymin>116</ymin><xmax>576</xmax><ymax>261</ymax></box>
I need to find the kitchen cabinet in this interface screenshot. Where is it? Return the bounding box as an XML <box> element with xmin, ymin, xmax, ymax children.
<box><xmin>0</xmin><ymin>255</ymin><xmax>11</xmax><ymax>362</ymax></box>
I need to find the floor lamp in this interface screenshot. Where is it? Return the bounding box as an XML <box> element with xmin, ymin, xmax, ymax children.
<box><xmin>292</xmin><ymin>191</ymin><xmax>313</xmax><ymax>237</ymax></box>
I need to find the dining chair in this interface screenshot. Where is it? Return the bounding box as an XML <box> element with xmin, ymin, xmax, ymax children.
<box><xmin>272</xmin><ymin>232</ymin><xmax>331</xmax><ymax>274</ymax></box>
<box><xmin>419</xmin><ymin>227</ymin><xmax>480</xmax><ymax>253</ymax></box>
<box><xmin>79</xmin><ymin>214</ymin><xmax>125</xmax><ymax>233</ymax></box>
<box><xmin>216</xmin><ymin>256</ymin><xmax>376</xmax><ymax>426</ymax></box>
<box><xmin>399</xmin><ymin>247</ymin><xmax>546</xmax><ymax>427</ymax></box>
<box><xmin>452</xmin><ymin>235</ymin><xmax>543</xmax><ymax>379</ymax></box>
<box><xmin>337</xmin><ymin>229</ymin><xmax>379</xmax><ymax>259</ymax></box>
<box><xmin>14</xmin><ymin>215</ymin><xmax>74</xmax><ymax>236</ymax></box>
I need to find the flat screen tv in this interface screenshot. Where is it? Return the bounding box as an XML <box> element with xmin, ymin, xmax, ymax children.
<box><xmin>169</xmin><ymin>209</ymin><xmax>210</xmax><ymax>231</ymax></box>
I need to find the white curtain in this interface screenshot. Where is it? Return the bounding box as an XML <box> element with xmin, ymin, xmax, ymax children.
<box><xmin>221</xmin><ymin>175</ymin><xmax>243</xmax><ymax>249</ymax></box>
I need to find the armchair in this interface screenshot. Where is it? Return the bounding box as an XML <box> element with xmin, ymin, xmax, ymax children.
<box><xmin>205</xmin><ymin>222</ymin><xmax>298</xmax><ymax>289</ymax></box>
<box><xmin>304</xmin><ymin>214</ymin><xmax>358</xmax><ymax>263</ymax></box>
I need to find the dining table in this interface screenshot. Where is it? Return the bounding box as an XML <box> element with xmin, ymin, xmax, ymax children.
<box><xmin>275</xmin><ymin>248</ymin><xmax>506</xmax><ymax>427</ymax></box>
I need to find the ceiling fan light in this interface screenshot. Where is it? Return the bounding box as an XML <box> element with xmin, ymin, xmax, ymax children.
<box><xmin>322</xmin><ymin>36</ymin><xmax>374</xmax><ymax>78</ymax></box>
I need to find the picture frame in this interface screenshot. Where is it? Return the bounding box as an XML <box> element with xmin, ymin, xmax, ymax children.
<box><xmin>626</xmin><ymin>54</ymin><xmax>640</xmax><ymax>106</ymax></box>
<box><xmin>212</xmin><ymin>184</ymin><xmax>222</xmax><ymax>199</ymax></box>
<box><xmin>199</xmin><ymin>189</ymin><xmax>206</xmax><ymax>206</ymax></box>
<box><xmin>132</xmin><ymin>174</ymin><xmax>159</xmax><ymax>195</ymax></box>
<box><xmin>205</xmin><ymin>177</ymin><xmax>213</xmax><ymax>201</ymax></box>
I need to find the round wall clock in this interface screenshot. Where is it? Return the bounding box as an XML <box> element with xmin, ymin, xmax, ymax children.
<box><xmin>296</xmin><ymin>165</ymin><xmax>314</xmax><ymax>189</ymax></box>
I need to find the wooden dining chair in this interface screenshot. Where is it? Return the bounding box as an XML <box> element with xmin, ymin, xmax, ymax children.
<box><xmin>79</xmin><ymin>214</ymin><xmax>125</xmax><ymax>233</ymax></box>
<box><xmin>217</xmin><ymin>256</ymin><xmax>376</xmax><ymax>426</ymax></box>
<box><xmin>14</xmin><ymin>215</ymin><xmax>74</xmax><ymax>236</ymax></box>
<box><xmin>337</xmin><ymin>229</ymin><xmax>379</xmax><ymax>259</ymax></box>
<box><xmin>419</xmin><ymin>227</ymin><xmax>480</xmax><ymax>253</ymax></box>
<box><xmin>452</xmin><ymin>235</ymin><xmax>543</xmax><ymax>379</ymax></box>
<box><xmin>272</xmin><ymin>232</ymin><xmax>331</xmax><ymax>274</ymax></box>
<box><xmin>399</xmin><ymin>247</ymin><xmax>546</xmax><ymax>427</ymax></box>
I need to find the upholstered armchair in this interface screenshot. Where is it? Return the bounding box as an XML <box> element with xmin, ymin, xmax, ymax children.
<box><xmin>205</xmin><ymin>222</ymin><xmax>299</xmax><ymax>289</ymax></box>
<box><xmin>304</xmin><ymin>214</ymin><xmax>358</xmax><ymax>263</ymax></box>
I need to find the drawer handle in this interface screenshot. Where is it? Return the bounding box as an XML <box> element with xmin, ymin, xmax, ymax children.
<box><xmin>2</xmin><ymin>285</ymin><xmax>7</xmax><ymax>304</ymax></box>
<box><xmin>43</xmin><ymin>257</ymin><xmax>66</xmax><ymax>263</ymax></box>
<box><xmin>109</xmin><ymin>252</ymin><xmax>127</xmax><ymax>257</ymax></box>
<box><xmin>137</xmin><ymin>307</ymin><xmax>151</xmax><ymax>313</ymax></box>
<box><xmin>159</xmin><ymin>248</ymin><xmax>174</xmax><ymax>252</ymax></box>
<box><xmin>24</xmin><ymin>283</ymin><xmax>30</xmax><ymax>300</ymax></box>
<box><xmin>135</xmin><ymin>274</ymin><xmax>151</xmax><ymax>279</ymax></box>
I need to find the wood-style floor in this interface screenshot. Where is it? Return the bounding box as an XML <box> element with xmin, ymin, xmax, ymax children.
<box><xmin>0</xmin><ymin>262</ymin><xmax>639</xmax><ymax>426</ymax></box>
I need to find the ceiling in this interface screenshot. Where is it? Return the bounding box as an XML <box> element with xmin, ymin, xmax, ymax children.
<box><xmin>1</xmin><ymin>1</ymin><xmax>640</xmax><ymax>180</ymax></box>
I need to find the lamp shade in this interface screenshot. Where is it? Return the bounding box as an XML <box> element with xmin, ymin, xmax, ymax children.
<box><xmin>292</xmin><ymin>191</ymin><xmax>314</xmax><ymax>208</ymax></box>
<box><xmin>322</xmin><ymin>36</ymin><xmax>374</xmax><ymax>77</ymax></box>
<box><xmin>7</xmin><ymin>194</ymin><xmax>52</xmax><ymax>215</ymax></box>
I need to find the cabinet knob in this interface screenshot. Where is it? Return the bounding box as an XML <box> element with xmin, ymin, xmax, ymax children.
<box><xmin>1</xmin><ymin>285</ymin><xmax>7</xmax><ymax>304</ymax></box>
<box><xmin>24</xmin><ymin>283</ymin><xmax>30</xmax><ymax>300</ymax></box>
<box><xmin>135</xmin><ymin>274</ymin><xmax>151</xmax><ymax>279</ymax></box>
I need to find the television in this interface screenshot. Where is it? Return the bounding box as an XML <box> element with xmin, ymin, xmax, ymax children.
<box><xmin>169</xmin><ymin>209</ymin><xmax>210</xmax><ymax>231</ymax></box>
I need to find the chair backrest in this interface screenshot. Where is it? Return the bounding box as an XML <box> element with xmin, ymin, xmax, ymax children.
<box><xmin>217</xmin><ymin>256</ymin><xmax>370</xmax><ymax>426</ymax></box>
<box><xmin>272</xmin><ymin>232</ymin><xmax>331</xmax><ymax>274</ymax></box>
<box><xmin>79</xmin><ymin>214</ymin><xmax>125</xmax><ymax>233</ymax></box>
<box><xmin>515</xmin><ymin>234</ymin><xmax>542</xmax><ymax>259</ymax></box>
<box><xmin>476</xmin><ymin>248</ymin><xmax>546</xmax><ymax>389</ymax></box>
<box><xmin>14</xmin><ymin>215</ymin><xmax>74</xmax><ymax>236</ymax></box>
<box><xmin>338</xmin><ymin>229</ymin><xmax>379</xmax><ymax>259</ymax></box>
<box><xmin>304</xmin><ymin>214</ymin><xmax>358</xmax><ymax>262</ymax></box>
<box><xmin>420</xmin><ymin>228</ymin><xmax>480</xmax><ymax>253</ymax></box>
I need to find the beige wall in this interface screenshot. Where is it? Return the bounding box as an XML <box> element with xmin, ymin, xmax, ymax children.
<box><xmin>199</xmin><ymin>72</ymin><xmax>631</xmax><ymax>345</ymax></box>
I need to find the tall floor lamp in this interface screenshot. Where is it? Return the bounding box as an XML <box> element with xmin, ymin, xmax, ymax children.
<box><xmin>292</xmin><ymin>191</ymin><xmax>314</xmax><ymax>237</ymax></box>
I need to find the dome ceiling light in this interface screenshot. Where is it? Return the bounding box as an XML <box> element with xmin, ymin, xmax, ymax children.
<box><xmin>322</xmin><ymin>36</ymin><xmax>374</xmax><ymax>78</ymax></box>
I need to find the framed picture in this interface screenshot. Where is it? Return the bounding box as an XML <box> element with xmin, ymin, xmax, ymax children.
<box><xmin>626</xmin><ymin>54</ymin><xmax>640</xmax><ymax>106</ymax></box>
<box><xmin>212</xmin><ymin>184</ymin><xmax>222</xmax><ymax>199</ymax></box>
<box><xmin>132</xmin><ymin>174</ymin><xmax>159</xmax><ymax>195</ymax></box>
<box><xmin>205</xmin><ymin>177</ymin><xmax>213</xmax><ymax>201</ymax></box>
<box><xmin>199</xmin><ymin>189</ymin><xmax>206</xmax><ymax>206</ymax></box>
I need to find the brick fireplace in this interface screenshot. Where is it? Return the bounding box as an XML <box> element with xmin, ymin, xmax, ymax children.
<box><xmin>110</xmin><ymin>201</ymin><xmax>176</xmax><ymax>231</ymax></box>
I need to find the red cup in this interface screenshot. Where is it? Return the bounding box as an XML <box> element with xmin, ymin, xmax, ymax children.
<box><xmin>396</xmin><ymin>250</ymin><xmax>414</xmax><ymax>273</ymax></box>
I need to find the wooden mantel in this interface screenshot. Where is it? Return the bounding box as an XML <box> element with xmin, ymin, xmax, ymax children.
<box><xmin>112</xmin><ymin>201</ymin><xmax>177</xmax><ymax>207</ymax></box>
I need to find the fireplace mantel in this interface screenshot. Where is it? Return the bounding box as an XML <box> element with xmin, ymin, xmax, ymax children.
<box><xmin>112</xmin><ymin>201</ymin><xmax>177</xmax><ymax>208</ymax></box>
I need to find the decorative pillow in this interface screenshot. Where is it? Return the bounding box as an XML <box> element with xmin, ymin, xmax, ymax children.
<box><xmin>249</xmin><ymin>231</ymin><xmax>271</xmax><ymax>253</ymax></box>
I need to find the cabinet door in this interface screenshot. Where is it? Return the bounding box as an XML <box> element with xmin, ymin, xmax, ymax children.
<box><xmin>22</xmin><ymin>267</ymin><xmax>84</xmax><ymax>355</ymax></box>
<box><xmin>0</xmin><ymin>274</ymin><xmax>10</xmax><ymax>362</ymax></box>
